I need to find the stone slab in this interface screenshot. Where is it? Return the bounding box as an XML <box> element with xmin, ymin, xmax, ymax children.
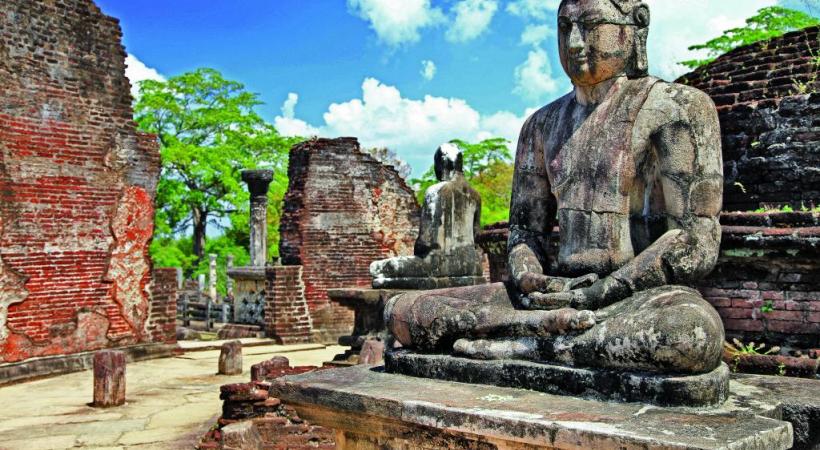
<box><xmin>271</xmin><ymin>365</ymin><xmax>793</xmax><ymax>450</ymax></box>
<box><xmin>385</xmin><ymin>350</ymin><xmax>730</xmax><ymax>407</ymax></box>
<box><xmin>372</xmin><ymin>276</ymin><xmax>487</xmax><ymax>290</ymax></box>
<box><xmin>0</xmin><ymin>343</ymin><xmax>178</xmax><ymax>387</ymax></box>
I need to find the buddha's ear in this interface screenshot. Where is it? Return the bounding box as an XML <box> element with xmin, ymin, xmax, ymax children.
<box><xmin>632</xmin><ymin>3</ymin><xmax>650</xmax><ymax>28</ymax></box>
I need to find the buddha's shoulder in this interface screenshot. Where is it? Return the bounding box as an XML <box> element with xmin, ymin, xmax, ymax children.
<box><xmin>642</xmin><ymin>79</ymin><xmax>718</xmax><ymax>124</ymax></box>
<box><xmin>523</xmin><ymin>92</ymin><xmax>575</xmax><ymax>130</ymax></box>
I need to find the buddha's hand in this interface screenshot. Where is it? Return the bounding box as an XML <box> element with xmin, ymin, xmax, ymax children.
<box><xmin>517</xmin><ymin>273</ymin><xmax>598</xmax><ymax>296</ymax></box>
<box><xmin>520</xmin><ymin>273</ymin><xmax>599</xmax><ymax>310</ymax></box>
<box><xmin>523</xmin><ymin>276</ymin><xmax>627</xmax><ymax>311</ymax></box>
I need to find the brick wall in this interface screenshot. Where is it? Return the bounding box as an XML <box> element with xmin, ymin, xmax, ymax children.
<box><xmin>265</xmin><ymin>266</ymin><xmax>312</xmax><ymax>344</ymax></box>
<box><xmin>678</xmin><ymin>26</ymin><xmax>819</xmax><ymax>211</ymax></box>
<box><xmin>699</xmin><ymin>213</ymin><xmax>819</xmax><ymax>349</ymax></box>
<box><xmin>0</xmin><ymin>0</ymin><xmax>163</xmax><ymax>363</ymax></box>
<box><xmin>279</xmin><ymin>138</ymin><xmax>419</xmax><ymax>341</ymax></box>
<box><xmin>146</xmin><ymin>268</ymin><xmax>178</xmax><ymax>345</ymax></box>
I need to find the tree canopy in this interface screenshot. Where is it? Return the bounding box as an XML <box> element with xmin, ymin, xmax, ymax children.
<box><xmin>411</xmin><ymin>137</ymin><xmax>514</xmax><ymax>226</ymax></box>
<box><xmin>680</xmin><ymin>6</ymin><xmax>819</xmax><ymax>69</ymax></box>
<box><xmin>134</xmin><ymin>68</ymin><xmax>301</xmax><ymax>285</ymax></box>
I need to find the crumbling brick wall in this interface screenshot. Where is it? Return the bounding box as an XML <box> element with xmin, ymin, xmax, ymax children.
<box><xmin>279</xmin><ymin>138</ymin><xmax>419</xmax><ymax>341</ymax></box>
<box><xmin>0</xmin><ymin>0</ymin><xmax>166</xmax><ymax>363</ymax></box>
<box><xmin>678</xmin><ymin>26</ymin><xmax>819</xmax><ymax>211</ymax></box>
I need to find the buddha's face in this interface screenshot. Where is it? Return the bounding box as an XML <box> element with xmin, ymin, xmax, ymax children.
<box><xmin>558</xmin><ymin>0</ymin><xmax>636</xmax><ymax>87</ymax></box>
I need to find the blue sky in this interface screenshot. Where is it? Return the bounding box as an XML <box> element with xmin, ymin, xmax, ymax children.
<box><xmin>97</xmin><ymin>0</ymin><xmax>817</xmax><ymax>177</ymax></box>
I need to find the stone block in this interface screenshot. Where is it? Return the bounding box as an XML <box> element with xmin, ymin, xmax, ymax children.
<box><xmin>92</xmin><ymin>350</ymin><xmax>126</xmax><ymax>407</ymax></box>
<box><xmin>251</xmin><ymin>356</ymin><xmax>291</xmax><ymax>381</ymax></box>
<box><xmin>358</xmin><ymin>338</ymin><xmax>385</xmax><ymax>365</ymax></box>
<box><xmin>218</xmin><ymin>341</ymin><xmax>243</xmax><ymax>375</ymax></box>
<box><xmin>270</xmin><ymin>365</ymin><xmax>793</xmax><ymax>449</ymax></box>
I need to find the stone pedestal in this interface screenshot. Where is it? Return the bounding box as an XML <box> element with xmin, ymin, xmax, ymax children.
<box><xmin>327</xmin><ymin>288</ymin><xmax>405</xmax><ymax>364</ymax></box>
<box><xmin>219</xmin><ymin>341</ymin><xmax>243</xmax><ymax>375</ymax></box>
<box><xmin>270</xmin><ymin>365</ymin><xmax>794</xmax><ymax>450</ymax></box>
<box><xmin>92</xmin><ymin>350</ymin><xmax>126</xmax><ymax>407</ymax></box>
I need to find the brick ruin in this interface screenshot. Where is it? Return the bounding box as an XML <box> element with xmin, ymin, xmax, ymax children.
<box><xmin>273</xmin><ymin>137</ymin><xmax>419</xmax><ymax>342</ymax></box>
<box><xmin>0</xmin><ymin>0</ymin><xmax>175</xmax><ymax>365</ymax></box>
<box><xmin>678</xmin><ymin>26</ymin><xmax>819</xmax><ymax>211</ymax></box>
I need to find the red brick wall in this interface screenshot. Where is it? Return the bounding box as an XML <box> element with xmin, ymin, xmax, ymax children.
<box><xmin>265</xmin><ymin>266</ymin><xmax>312</xmax><ymax>344</ymax></box>
<box><xmin>147</xmin><ymin>268</ymin><xmax>178</xmax><ymax>345</ymax></box>
<box><xmin>279</xmin><ymin>138</ymin><xmax>419</xmax><ymax>341</ymax></box>
<box><xmin>0</xmin><ymin>0</ymin><xmax>162</xmax><ymax>363</ymax></box>
<box><xmin>678</xmin><ymin>26</ymin><xmax>819</xmax><ymax>211</ymax></box>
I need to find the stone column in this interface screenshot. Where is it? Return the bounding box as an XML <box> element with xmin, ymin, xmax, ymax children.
<box><xmin>209</xmin><ymin>253</ymin><xmax>218</xmax><ymax>301</ymax></box>
<box><xmin>241</xmin><ymin>169</ymin><xmax>274</xmax><ymax>267</ymax></box>
<box><xmin>226</xmin><ymin>254</ymin><xmax>235</xmax><ymax>297</ymax></box>
<box><xmin>93</xmin><ymin>350</ymin><xmax>126</xmax><ymax>407</ymax></box>
<box><xmin>198</xmin><ymin>274</ymin><xmax>206</xmax><ymax>296</ymax></box>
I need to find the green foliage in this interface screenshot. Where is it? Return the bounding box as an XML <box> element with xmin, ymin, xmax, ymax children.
<box><xmin>761</xmin><ymin>300</ymin><xmax>775</xmax><ymax>314</ymax></box>
<box><xmin>134</xmin><ymin>68</ymin><xmax>301</xmax><ymax>268</ymax></box>
<box><xmin>150</xmin><ymin>235</ymin><xmax>250</xmax><ymax>296</ymax></box>
<box><xmin>725</xmin><ymin>338</ymin><xmax>781</xmax><ymax>356</ymax></box>
<box><xmin>410</xmin><ymin>138</ymin><xmax>514</xmax><ymax>226</ymax></box>
<box><xmin>680</xmin><ymin>7</ymin><xmax>819</xmax><ymax>69</ymax></box>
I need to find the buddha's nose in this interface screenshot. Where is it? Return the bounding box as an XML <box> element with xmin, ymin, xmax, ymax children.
<box><xmin>568</xmin><ymin>25</ymin><xmax>585</xmax><ymax>55</ymax></box>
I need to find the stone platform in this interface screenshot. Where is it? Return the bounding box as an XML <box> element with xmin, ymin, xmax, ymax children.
<box><xmin>373</xmin><ymin>275</ymin><xmax>486</xmax><ymax>290</ymax></box>
<box><xmin>385</xmin><ymin>350</ymin><xmax>729</xmax><ymax>407</ymax></box>
<box><xmin>270</xmin><ymin>365</ymin><xmax>793</xmax><ymax>449</ymax></box>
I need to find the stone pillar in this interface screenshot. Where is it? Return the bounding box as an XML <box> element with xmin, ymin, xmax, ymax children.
<box><xmin>226</xmin><ymin>254</ymin><xmax>235</xmax><ymax>297</ymax></box>
<box><xmin>241</xmin><ymin>169</ymin><xmax>274</xmax><ymax>267</ymax></box>
<box><xmin>198</xmin><ymin>274</ymin><xmax>206</xmax><ymax>296</ymax></box>
<box><xmin>219</xmin><ymin>340</ymin><xmax>243</xmax><ymax>375</ymax></box>
<box><xmin>93</xmin><ymin>350</ymin><xmax>126</xmax><ymax>407</ymax></box>
<box><xmin>209</xmin><ymin>253</ymin><xmax>218</xmax><ymax>301</ymax></box>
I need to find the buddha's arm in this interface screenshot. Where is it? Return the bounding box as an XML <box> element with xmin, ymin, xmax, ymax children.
<box><xmin>508</xmin><ymin>115</ymin><xmax>566</xmax><ymax>294</ymax></box>
<box><xmin>574</xmin><ymin>87</ymin><xmax>723</xmax><ymax>310</ymax></box>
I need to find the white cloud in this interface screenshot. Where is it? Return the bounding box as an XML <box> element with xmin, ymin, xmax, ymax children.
<box><xmin>124</xmin><ymin>54</ymin><xmax>164</xmax><ymax>98</ymax></box>
<box><xmin>644</xmin><ymin>0</ymin><xmax>778</xmax><ymax>80</ymax></box>
<box><xmin>274</xmin><ymin>78</ymin><xmax>529</xmax><ymax>176</ymax></box>
<box><xmin>513</xmin><ymin>47</ymin><xmax>560</xmax><ymax>103</ymax></box>
<box><xmin>274</xmin><ymin>93</ymin><xmax>321</xmax><ymax>138</ymax></box>
<box><xmin>347</xmin><ymin>0</ymin><xmax>445</xmax><ymax>47</ymax></box>
<box><xmin>421</xmin><ymin>60</ymin><xmax>437</xmax><ymax>81</ymax></box>
<box><xmin>446</xmin><ymin>0</ymin><xmax>499</xmax><ymax>43</ymax></box>
<box><xmin>506</xmin><ymin>0</ymin><xmax>561</xmax><ymax>21</ymax></box>
<box><xmin>520</xmin><ymin>24</ymin><xmax>554</xmax><ymax>46</ymax></box>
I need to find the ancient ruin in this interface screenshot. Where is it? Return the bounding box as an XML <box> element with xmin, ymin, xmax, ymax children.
<box><xmin>370</xmin><ymin>143</ymin><xmax>485</xmax><ymax>289</ymax></box>
<box><xmin>0</xmin><ymin>0</ymin><xmax>176</xmax><ymax>377</ymax></box>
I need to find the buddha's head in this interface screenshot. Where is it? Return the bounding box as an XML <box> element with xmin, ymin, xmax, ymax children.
<box><xmin>434</xmin><ymin>143</ymin><xmax>464</xmax><ymax>182</ymax></box>
<box><xmin>557</xmin><ymin>0</ymin><xmax>650</xmax><ymax>87</ymax></box>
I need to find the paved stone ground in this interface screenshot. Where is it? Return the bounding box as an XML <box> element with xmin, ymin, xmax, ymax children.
<box><xmin>0</xmin><ymin>343</ymin><xmax>344</xmax><ymax>450</ymax></box>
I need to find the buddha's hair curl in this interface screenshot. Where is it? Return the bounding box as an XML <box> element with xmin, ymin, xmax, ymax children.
<box><xmin>558</xmin><ymin>0</ymin><xmax>650</xmax><ymax>78</ymax></box>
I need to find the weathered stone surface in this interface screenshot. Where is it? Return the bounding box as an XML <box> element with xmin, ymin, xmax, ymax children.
<box><xmin>371</xmin><ymin>143</ymin><xmax>485</xmax><ymax>289</ymax></box>
<box><xmin>176</xmin><ymin>327</ymin><xmax>202</xmax><ymax>341</ymax></box>
<box><xmin>241</xmin><ymin>169</ymin><xmax>274</xmax><ymax>268</ymax></box>
<box><xmin>220</xmin><ymin>421</ymin><xmax>264</xmax><ymax>450</ymax></box>
<box><xmin>271</xmin><ymin>365</ymin><xmax>793</xmax><ymax>450</ymax></box>
<box><xmin>250</xmin><ymin>356</ymin><xmax>291</xmax><ymax>382</ymax></box>
<box><xmin>218</xmin><ymin>341</ymin><xmax>243</xmax><ymax>375</ymax></box>
<box><xmin>386</xmin><ymin>351</ymin><xmax>730</xmax><ymax>407</ymax></box>
<box><xmin>0</xmin><ymin>0</ymin><xmax>169</xmax><ymax>364</ymax></box>
<box><xmin>93</xmin><ymin>350</ymin><xmax>126</xmax><ymax>407</ymax></box>
<box><xmin>382</xmin><ymin>0</ymin><xmax>727</xmax><ymax>397</ymax></box>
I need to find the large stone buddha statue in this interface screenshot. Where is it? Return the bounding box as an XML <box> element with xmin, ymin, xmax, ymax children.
<box><xmin>384</xmin><ymin>0</ymin><xmax>726</xmax><ymax>393</ymax></box>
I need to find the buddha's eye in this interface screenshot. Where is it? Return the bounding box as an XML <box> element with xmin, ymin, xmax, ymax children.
<box><xmin>558</xmin><ymin>18</ymin><xmax>571</xmax><ymax>33</ymax></box>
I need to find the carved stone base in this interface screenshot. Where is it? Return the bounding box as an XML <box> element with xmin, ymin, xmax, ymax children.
<box><xmin>385</xmin><ymin>350</ymin><xmax>730</xmax><ymax>407</ymax></box>
<box><xmin>372</xmin><ymin>276</ymin><xmax>486</xmax><ymax>290</ymax></box>
<box><xmin>270</xmin><ymin>365</ymin><xmax>793</xmax><ymax>450</ymax></box>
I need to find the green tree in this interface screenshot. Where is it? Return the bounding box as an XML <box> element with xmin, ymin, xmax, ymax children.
<box><xmin>411</xmin><ymin>137</ymin><xmax>514</xmax><ymax>226</ymax></box>
<box><xmin>134</xmin><ymin>68</ymin><xmax>300</xmax><ymax>265</ymax></box>
<box><xmin>680</xmin><ymin>6</ymin><xmax>819</xmax><ymax>69</ymax></box>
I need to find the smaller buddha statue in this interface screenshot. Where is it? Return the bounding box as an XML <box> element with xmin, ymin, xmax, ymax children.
<box><xmin>370</xmin><ymin>144</ymin><xmax>485</xmax><ymax>289</ymax></box>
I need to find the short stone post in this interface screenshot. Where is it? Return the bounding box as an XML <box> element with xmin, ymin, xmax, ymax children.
<box><xmin>218</xmin><ymin>341</ymin><xmax>243</xmax><ymax>375</ymax></box>
<box><xmin>209</xmin><ymin>253</ymin><xmax>218</xmax><ymax>302</ymax></box>
<box><xmin>181</xmin><ymin>294</ymin><xmax>190</xmax><ymax>327</ymax></box>
<box><xmin>93</xmin><ymin>350</ymin><xmax>126</xmax><ymax>407</ymax></box>
<box><xmin>241</xmin><ymin>169</ymin><xmax>274</xmax><ymax>267</ymax></box>
<box><xmin>221</xmin><ymin>303</ymin><xmax>230</xmax><ymax>323</ymax></box>
<box><xmin>205</xmin><ymin>299</ymin><xmax>213</xmax><ymax>331</ymax></box>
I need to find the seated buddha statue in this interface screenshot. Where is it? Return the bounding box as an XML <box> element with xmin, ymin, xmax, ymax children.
<box><xmin>370</xmin><ymin>144</ymin><xmax>485</xmax><ymax>290</ymax></box>
<box><xmin>384</xmin><ymin>0</ymin><xmax>726</xmax><ymax>376</ymax></box>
